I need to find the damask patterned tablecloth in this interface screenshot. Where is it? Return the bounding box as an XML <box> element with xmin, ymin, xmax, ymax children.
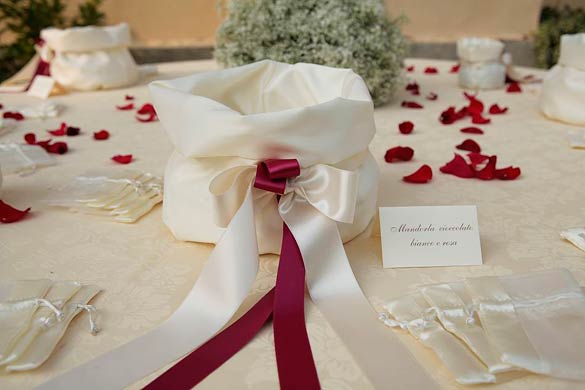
<box><xmin>1</xmin><ymin>59</ymin><xmax>584</xmax><ymax>390</ymax></box>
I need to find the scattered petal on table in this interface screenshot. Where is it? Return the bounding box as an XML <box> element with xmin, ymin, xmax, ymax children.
<box><xmin>112</xmin><ymin>154</ymin><xmax>133</xmax><ymax>164</ymax></box>
<box><xmin>3</xmin><ymin>111</ymin><xmax>24</xmax><ymax>121</ymax></box>
<box><xmin>467</xmin><ymin>152</ymin><xmax>490</xmax><ymax>168</ymax></box>
<box><xmin>424</xmin><ymin>66</ymin><xmax>438</xmax><ymax>74</ymax></box>
<box><xmin>384</xmin><ymin>146</ymin><xmax>414</xmax><ymax>162</ymax></box>
<box><xmin>440</xmin><ymin>153</ymin><xmax>475</xmax><ymax>178</ymax></box>
<box><xmin>47</xmin><ymin>122</ymin><xmax>67</xmax><ymax>136</ymax></box>
<box><xmin>403</xmin><ymin>164</ymin><xmax>433</xmax><ymax>184</ymax></box>
<box><xmin>426</xmin><ymin>92</ymin><xmax>438</xmax><ymax>101</ymax></box>
<box><xmin>401</xmin><ymin>101</ymin><xmax>424</xmax><ymax>109</ymax></box>
<box><xmin>456</xmin><ymin>139</ymin><xmax>481</xmax><ymax>153</ymax></box>
<box><xmin>489</xmin><ymin>104</ymin><xmax>508</xmax><ymax>114</ymax></box>
<box><xmin>66</xmin><ymin>126</ymin><xmax>80</xmax><ymax>136</ymax></box>
<box><xmin>471</xmin><ymin>113</ymin><xmax>491</xmax><ymax>124</ymax></box>
<box><xmin>125</xmin><ymin>94</ymin><xmax>135</xmax><ymax>101</ymax></box>
<box><xmin>495</xmin><ymin>166</ymin><xmax>521</xmax><ymax>180</ymax></box>
<box><xmin>116</xmin><ymin>103</ymin><xmax>135</xmax><ymax>110</ymax></box>
<box><xmin>398</xmin><ymin>121</ymin><xmax>414</xmax><ymax>134</ymax></box>
<box><xmin>464</xmin><ymin>92</ymin><xmax>484</xmax><ymax>115</ymax></box>
<box><xmin>475</xmin><ymin>155</ymin><xmax>497</xmax><ymax>180</ymax></box>
<box><xmin>440</xmin><ymin>106</ymin><xmax>467</xmax><ymax>125</ymax></box>
<box><xmin>24</xmin><ymin>133</ymin><xmax>37</xmax><ymax>144</ymax></box>
<box><xmin>94</xmin><ymin>130</ymin><xmax>110</xmax><ymax>140</ymax></box>
<box><xmin>136</xmin><ymin>103</ymin><xmax>158</xmax><ymax>122</ymax></box>
<box><xmin>506</xmin><ymin>82</ymin><xmax>522</xmax><ymax>93</ymax></box>
<box><xmin>450</xmin><ymin>64</ymin><xmax>460</xmax><ymax>73</ymax></box>
<box><xmin>46</xmin><ymin>141</ymin><xmax>68</xmax><ymax>154</ymax></box>
<box><xmin>461</xmin><ymin>126</ymin><xmax>484</xmax><ymax>134</ymax></box>
<box><xmin>0</xmin><ymin>200</ymin><xmax>30</xmax><ymax>223</ymax></box>
<box><xmin>406</xmin><ymin>82</ymin><xmax>420</xmax><ymax>95</ymax></box>
<box><xmin>406</xmin><ymin>65</ymin><xmax>414</xmax><ymax>72</ymax></box>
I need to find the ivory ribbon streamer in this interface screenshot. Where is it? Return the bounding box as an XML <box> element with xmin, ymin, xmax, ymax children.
<box><xmin>38</xmin><ymin>162</ymin><xmax>436</xmax><ymax>390</ymax></box>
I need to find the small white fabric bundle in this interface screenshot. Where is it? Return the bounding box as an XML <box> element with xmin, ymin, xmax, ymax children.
<box><xmin>150</xmin><ymin>60</ymin><xmax>379</xmax><ymax>254</ymax></box>
<box><xmin>457</xmin><ymin>37</ymin><xmax>506</xmax><ymax>90</ymax></box>
<box><xmin>40</xmin><ymin>23</ymin><xmax>139</xmax><ymax>91</ymax></box>
<box><xmin>540</xmin><ymin>33</ymin><xmax>585</xmax><ymax>125</ymax></box>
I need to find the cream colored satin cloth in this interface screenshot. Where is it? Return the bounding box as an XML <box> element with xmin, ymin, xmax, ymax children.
<box><xmin>540</xmin><ymin>33</ymin><xmax>585</xmax><ymax>125</ymax></box>
<box><xmin>40</xmin><ymin>23</ymin><xmax>139</xmax><ymax>91</ymax></box>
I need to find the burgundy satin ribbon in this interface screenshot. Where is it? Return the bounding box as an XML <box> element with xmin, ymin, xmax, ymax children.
<box><xmin>26</xmin><ymin>39</ymin><xmax>51</xmax><ymax>91</ymax></box>
<box><xmin>143</xmin><ymin>159</ymin><xmax>320</xmax><ymax>390</ymax></box>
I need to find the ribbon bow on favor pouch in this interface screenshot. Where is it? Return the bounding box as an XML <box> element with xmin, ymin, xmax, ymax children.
<box><xmin>39</xmin><ymin>159</ymin><xmax>435</xmax><ymax>390</ymax></box>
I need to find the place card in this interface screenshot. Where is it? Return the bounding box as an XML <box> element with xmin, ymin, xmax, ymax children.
<box><xmin>27</xmin><ymin>75</ymin><xmax>55</xmax><ymax>99</ymax></box>
<box><xmin>379</xmin><ymin>205</ymin><xmax>483</xmax><ymax>268</ymax></box>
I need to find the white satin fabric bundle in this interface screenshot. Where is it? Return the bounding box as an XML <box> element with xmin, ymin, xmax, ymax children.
<box><xmin>382</xmin><ymin>269</ymin><xmax>585</xmax><ymax>384</ymax></box>
<box><xmin>155</xmin><ymin>60</ymin><xmax>379</xmax><ymax>254</ymax></box>
<box><xmin>38</xmin><ymin>60</ymin><xmax>437</xmax><ymax>390</ymax></box>
<box><xmin>0</xmin><ymin>280</ymin><xmax>101</xmax><ymax>373</ymax></box>
<box><xmin>540</xmin><ymin>33</ymin><xmax>585</xmax><ymax>125</ymax></box>
<box><xmin>40</xmin><ymin>23</ymin><xmax>139</xmax><ymax>91</ymax></box>
<box><xmin>457</xmin><ymin>37</ymin><xmax>506</xmax><ymax>90</ymax></box>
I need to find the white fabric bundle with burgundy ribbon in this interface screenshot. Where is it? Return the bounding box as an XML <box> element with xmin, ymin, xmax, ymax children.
<box><xmin>37</xmin><ymin>60</ymin><xmax>436</xmax><ymax>390</ymax></box>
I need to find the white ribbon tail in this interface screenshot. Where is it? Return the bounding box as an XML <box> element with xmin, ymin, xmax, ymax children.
<box><xmin>281</xmin><ymin>198</ymin><xmax>437</xmax><ymax>389</ymax></box>
<box><xmin>37</xmin><ymin>187</ymin><xmax>259</xmax><ymax>390</ymax></box>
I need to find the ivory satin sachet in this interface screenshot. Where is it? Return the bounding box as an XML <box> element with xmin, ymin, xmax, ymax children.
<box><xmin>0</xmin><ymin>280</ymin><xmax>101</xmax><ymax>373</ymax></box>
<box><xmin>382</xmin><ymin>269</ymin><xmax>585</xmax><ymax>384</ymax></box>
<box><xmin>457</xmin><ymin>37</ymin><xmax>506</xmax><ymax>90</ymax></box>
<box><xmin>39</xmin><ymin>23</ymin><xmax>139</xmax><ymax>91</ymax></box>
<box><xmin>540</xmin><ymin>33</ymin><xmax>585</xmax><ymax>125</ymax></box>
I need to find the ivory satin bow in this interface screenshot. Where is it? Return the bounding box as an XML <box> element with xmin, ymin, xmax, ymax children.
<box><xmin>38</xmin><ymin>161</ymin><xmax>436</xmax><ymax>390</ymax></box>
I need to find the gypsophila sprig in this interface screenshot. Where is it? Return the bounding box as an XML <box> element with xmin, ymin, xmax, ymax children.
<box><xmin>215</xmin><ymin>0</ymin><xmax>407</xmax><ymax>106</ymax></box>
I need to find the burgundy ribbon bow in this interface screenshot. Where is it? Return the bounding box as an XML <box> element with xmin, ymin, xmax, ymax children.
<box><xmin>26</xmin><ymin>39</ymin><xmax>51</xmax><ymax>91</ymax></box>
<box><xmin>143</xmin><ymin>159</ymin><xmax>320</xmax><ymax>390</ymax></box>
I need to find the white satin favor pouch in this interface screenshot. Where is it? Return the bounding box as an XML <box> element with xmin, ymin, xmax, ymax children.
<box><xmin>540</xmin><ymin>33</ymin><xmax>585</xmax><ymax>125</ymax></box>
<box><xmin>465</xmin><ymin>275</ymin><xmax>548</xmax><ymax>374</ymax></box>
<box><xmin>499</xmin><ymin>269</ymin><xmax>585</xmax><ymax>380</ymax></box>
<box><xmin>5</xmin><ymin>285</ymin><xmax>102</xmax><ymax>372</ymax></box>
<box><xmin>421</xmin><ymin>282</ymin><xmax>512</xmax><ymax>374</ymax></box>
<box><xmin>383</xmin><ymin>292</ymin><xmax>495</xmax><ymax>384</ymax></box>
<box><xmin>0</xmin><ymin>280</ymin><xmax>52</xmax><ymax>360</ymax></box>
<box><xmin>0</xmin><ymin>281</ymin><xmax>81</xmax><ymax>366</ymax></box>
<box><xmin>40</xmin><ymin>23</ymin><xmax>139</xmax><ymax>91</ymax></box>
<box><xmin>149</xmin><ymin>60</ymin><xmax>379</xmax><ymax>254</ymax></box>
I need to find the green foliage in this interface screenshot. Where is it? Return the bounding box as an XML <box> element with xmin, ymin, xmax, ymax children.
<box><xmin>215</xmin><ymin>0</ymin><xmax>408</xmax><ymax>106</ymax></box>
<box><xmin>535</xmin><ymin>6</ymin><xmax>585</xmax><ymax>69</ymax></box>
<box><xmin>0</xmin><ymin>0</ymin><xmax>105</xmax><ymax>81</ymax></box>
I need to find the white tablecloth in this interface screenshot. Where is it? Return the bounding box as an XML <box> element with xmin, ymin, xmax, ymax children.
<box><xmin>1</xmin><ymin>59</ymin><xmax>584</xmax><ymax>389</ymax></box>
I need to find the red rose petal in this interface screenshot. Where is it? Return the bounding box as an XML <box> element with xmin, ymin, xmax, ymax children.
<box><xmin>440</xmin><ymin>153</ymin><xmax>475</xmax><ymax>178</ymax></box>
<box><xmin>93</xmin><ymin>130</ymin><xmax>110</xmax><ymax>140</ymax></box>
<box><xmin>66</xmin><ymin>126</ymin><xmax>80</xmax><ymax>136</ymax></box>
<box><xmin>424</xmin><ymin>67</ymin><xmax>438</xmax><ymax>74</ymax></box>
<box><xmin>48</xmin><ymin>122</ymin><xmax>67</xmax><ymax>136</ymax></box>
<box><xmin>401</xmin><ymin>101</ymin><xmax>424</xmax><ymax>109</ymax></box>
<box><xmin>464</xmin><ymin>92</ymin><xmax>484</xmax><ymax>115</ymax></box>
<box><xmin>405</xmin><ymin>82</ymin><xmax>420</xmax><ymax>96</ymax></box>
<box><xmin>125</xmin><ymin>94</ymin><xmax>134</xmax><ymax>101</ymax></box>
<box><xmin>467</xmin><ymin>152</ymin><xmax>490</xmax><ymax>168</ymax></box>
<box><xmin>24</xmin><ymin>133</ymin><xmax>37</xmax><ymax>145</ymax></box>
<box><xmin>136</xmin><ymin>112</ymin><xmax>158</xmax><ymax>122</ymax></box>
<box><xmin>460</xmin><ymin>126</ymin><xmax>484</xmax><ymax>134</ymax></box>
<box><xmin>440</xmin><ymin>106</ymin><xmax>468</xmax><ymax>125</ymax></box>
<box><xmin>426</xmin><ymin>92</ymin><xmax>438</xmax><ymax>101</ymax></box>
<box><xmin>506</xmin><ymin>82</ymin><xmax>522</xmax><ymax>93</ymax></box>
<box><xmin>135</xmin><ymin>103</ymin><xmax>158</xmax><ymax>122</ymax></box>
<box><xmin>0</xmin><ymin>200</ymin><xmax>30</xmax><ymax>223</ymax></box>
<box><xmin>403</xmin><ymin>164</ymin><xmax>433</xmax><ymax>184</ymax></box>
<box><xmin>116</xmin><ymin>102</ymin><xmax>134</xmax><ymax>110</ymax></box>
<box><xmin>384</xmin><ymin>146</ymin><xmax>414</xmax><ymax>163</ymax></box>
<box><xmin>398</xmin><ymin>121</ymin><xmax>414</xmax><ymax>134</ymax></box>
<box><xmin>476</xmin><ymin>155</ymin><xmax>497</xmax><ymax>180</ymax></box>
<box><xmin>112</xmin><ymin>154</ymin><xmax>133</xmax><ymax>164</ymax></box>
<box><xmin>495</xmin><ymin>166</ymin><xmax>521</xmax><ymax>180</ymax></box>
<box><xmin>450</xmin><ymin>64</ymin><xmax>460</xmax><ymax>73</ymax></box>
<box><xmin>3</xmin><ymin>111</ymin><xmax>24</xmax><ymax>121</ymax></box>
<box><xmin>407</xmin><ymin>65</ymin><xmax>414</xmax><ymax>72</ymax></box>
<box><xmin>489</xmin><ymin>104</ymin><xmax>508</xmax><ymax>114</ymax></box>
<box><xmin>46</xmin><ymin>141</ymin><xmax>68</xmax><ymax>155</ymax></box>
<box><xmin>471</xmin><ymin>113</ymin><xmax>491</xmax><ymax>124</ymax></box>
<box><xmin>456</xmin><ymin>139</ymin><xmax>481</xmax><ymax>153</ymax></box>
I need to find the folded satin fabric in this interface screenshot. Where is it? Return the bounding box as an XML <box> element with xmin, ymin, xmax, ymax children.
<box><xmin>540</xmin><ymin>33</ymin><xmax>585</xmax><ymax>125</ymax></box>
<box><xmin>40</xmin><ymin>23</ymin><xmax>139</xmax><ymax>91</ymax></box>
<box><xmin>151</xmin><ymin>60</ymin><xmax>378</xmax><ymax>254</ymax></box>
<box><xmin>457</xmin><ymin>37</ymin><xmax>506</xmax><ymax>90</ymax></box>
